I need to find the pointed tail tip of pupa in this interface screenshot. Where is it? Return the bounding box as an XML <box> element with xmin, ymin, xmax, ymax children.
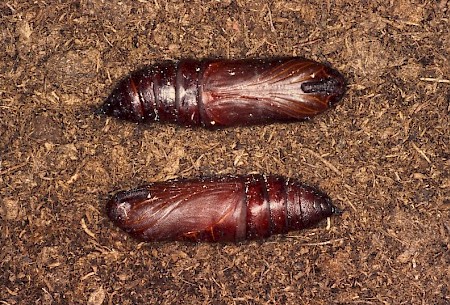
<box><xmin>94</xmin><ymin>104</ymin><xmax>107</xmax><ymax>116</ymax></box>
<box><xmin>331</xmin><ymin>205</ymin><xmax>343</xmax><ymax>216</ymax></box>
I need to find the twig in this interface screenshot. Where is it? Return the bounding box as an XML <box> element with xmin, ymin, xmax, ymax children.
<box><xmin>337</xmin><ymin>195</ymin><xmax>357</xmax><ymax>212</ymax></box>
<box><xmin>81</xmin><ymin>218</ymin><xmax>97</xmax><ymax>239</ymax></box>
<box><xmin>411</xmin><ymin>142</ymin><xmax>431</xmax><ymax>163</ymax></box>
<box><xmin>266</xmin><ymin>4</ymin><xmax>276</xmax><ymax>32</ymax></box>
<box><xmin>285</xmin><ymin>238</ymin><xmax>345</xmax><ymax>246</ymax></box>
<box><xmin>419</xmin><ymin>77</ymin><xmax>450</xmax><ymax>84</ymax></box>
<box><xmin>305</xmin><ymin>148</ymin><xmax>342</xmax><ymax>175</ymax></box>
<box><xmin>0</xmin><ymin>162</ymin><xmax>28</xmax><ymax>176</ymax></box>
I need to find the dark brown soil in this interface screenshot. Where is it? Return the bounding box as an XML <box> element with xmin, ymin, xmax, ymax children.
<box><xmin>1</xmin><ymin>1</ymin><xmax>449</xmax><ymax>304</ymax></box>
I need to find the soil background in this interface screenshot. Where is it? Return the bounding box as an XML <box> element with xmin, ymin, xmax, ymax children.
<box><xmin>1</xmin><ymin>1</ymin><xmax>449</xmax><ymax>304</ymax></box>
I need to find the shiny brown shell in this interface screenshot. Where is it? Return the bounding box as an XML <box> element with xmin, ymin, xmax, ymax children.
<box><xmin>106</xmin><ymin>175</ymin><xmax>341</xmax><ymax>243</ymax></box>
<box><xmin>97</xmin><ymin>58</ymin><xmax>346</xmax><ymax>128</ymax></box>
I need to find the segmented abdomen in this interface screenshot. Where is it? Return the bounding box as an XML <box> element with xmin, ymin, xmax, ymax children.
<box><xmin>97</xmin><ymin>58</ymin><xmax>346</xmax><ymax>128</ymax></box>
<box><xmin>106</xmin><ymin>175</ymin><xmax>340</xmax><ymax>243</ymax></box>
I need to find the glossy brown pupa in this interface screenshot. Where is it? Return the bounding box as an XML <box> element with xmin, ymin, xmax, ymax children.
<box><xmin>97</xmin><ymin>57</ymin><xmax>346</xmax><ymax>128</ymax></box>
<box><xmin>106</xmin><ymin>175</ymin><xmax>341</xmax><ymax>243</ymax></box>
